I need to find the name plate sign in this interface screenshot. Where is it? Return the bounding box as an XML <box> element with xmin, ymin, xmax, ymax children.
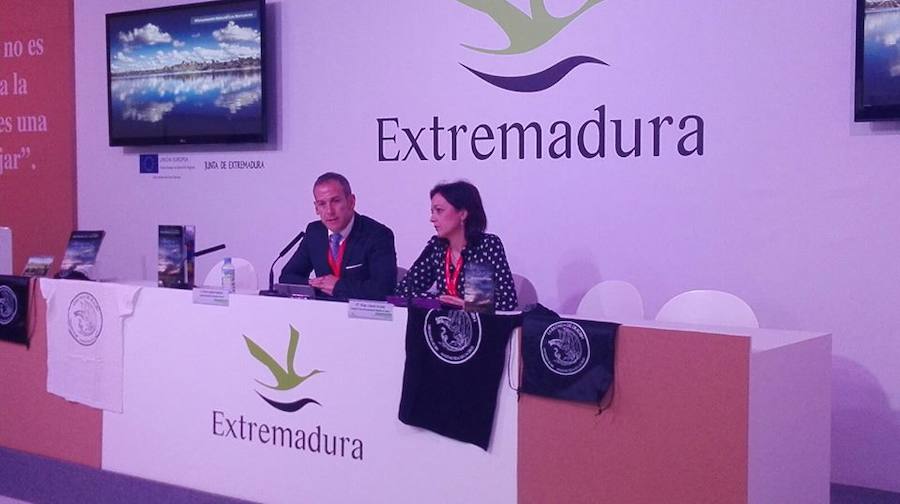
<box><xmin>193</xmin><ymin>287</ymin><xmax>229</xmax><ymax>307</ymax></box>
<box><xmin>348</xmin><ymin>299</ymin><xmax>393</xmax><ymax>321</ymax></box>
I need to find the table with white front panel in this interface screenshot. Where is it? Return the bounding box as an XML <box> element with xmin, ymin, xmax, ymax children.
<box><xmin>1</xmin><ymin>280</ymin><xmax>832</xmax><ymax>504</ymax></box>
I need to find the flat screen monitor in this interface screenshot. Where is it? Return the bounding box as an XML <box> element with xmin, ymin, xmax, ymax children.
<box><xmin>106</xmin><ymin>0</ymin><xmax>267</xmax><ymax>145</ymax></box>
<box><xmin>855</xmin><ymin>0</ymin><xmax>900</xmax><ymax>121</ymax></box>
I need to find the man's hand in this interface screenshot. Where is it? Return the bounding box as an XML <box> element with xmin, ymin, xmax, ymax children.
<box><xmin>438</xmin><ymin>294</ymin><xmax>465</xmax><ymax>308</ymax></box>
<box><xmin>309</xmin><ymin>275</ymin><xmax>339</xmax><ymax>296</ymax></box>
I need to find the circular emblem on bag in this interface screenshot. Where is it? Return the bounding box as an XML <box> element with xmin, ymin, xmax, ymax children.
<box><xmin>67</xmin><ymin>292</ymin><xmax>103</xmax><ymax>346</ymax></box>
<box><xmin>0</xmin><ymin>286</ymin><xmax>17</xmax><ymax>326</ymax></box>
<box><xmin>540</xmin><ymin>321</ymin><xmax>590</xmax><ymax>376</ymax></box>
<box><xmin>424</xmin><ymin>309</ymin><xmax>482</xmax><ymax>364</ymax></box>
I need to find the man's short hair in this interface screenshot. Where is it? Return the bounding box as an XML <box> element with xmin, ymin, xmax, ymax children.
<box><xmin>314</xmin><ymin>172</ymin><xmax>352</xmax><ymax>197</ymax></box>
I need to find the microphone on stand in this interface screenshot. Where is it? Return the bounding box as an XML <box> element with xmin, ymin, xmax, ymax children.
<box><xmin>193</xmin><ymin>243</ymin><xmax>226</xmax><ymax>258</ymax></box>
<box><xmin>259</xmin><ymin>232</ymin><xmax>305</xmax><ymax>296</ymax></box>
<box><xmin>184</xmin><ymin>243</ymin><xmax>225</xmax><ymax>289</ymax></box>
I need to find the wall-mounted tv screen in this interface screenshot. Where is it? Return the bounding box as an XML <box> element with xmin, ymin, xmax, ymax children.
<box><xmin>106</xmin><ymin>0</ymin><xmax>266</xmax><ymax>145</ymax></box>
<box><xmin>856</xmin><ymin>0</ymin><xmax>900</xmax><ymax>121</ymax></box>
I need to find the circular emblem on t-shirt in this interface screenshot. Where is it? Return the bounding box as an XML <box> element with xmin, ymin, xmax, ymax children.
<box><xmin>540</xmin><ymin>321</ymin><xmax>590</xmax><ymax>376</ymax></box>
<box><xmin>424</xmin><ymin>309</ymin><xmax>482</xmax><ymax>364</ymax></box>
<box><xmin>0</xmin><ymin>286</ymin><xmax>17</xmax><ymax>326</ymax></box>
<box><xmin>67</xmin><ymin>292</ymin><xmax>103</xmax><ymax>346</ymax></box>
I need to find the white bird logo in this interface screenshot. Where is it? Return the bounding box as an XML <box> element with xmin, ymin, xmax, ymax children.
<box><xmin>547</xmin><ymin>325</ymin><xmax>583</xmax><ymax>365</ymax></box>
<box><xmin>435</xmin><ymin>310</ymin><xmax>473</xmax><ymax>351</ymax></box>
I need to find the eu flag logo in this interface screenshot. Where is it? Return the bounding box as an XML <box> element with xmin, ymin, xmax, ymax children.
<box><xmin>139</xmin><ymin>154</ymin><xmax>159</xmax><ymax>174</ymax></box>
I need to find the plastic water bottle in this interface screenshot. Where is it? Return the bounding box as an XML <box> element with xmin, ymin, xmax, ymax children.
<box><xmin>222</xmin><ymin>257</ymin><xmax>236</xmax><ymax>293</ymax></box>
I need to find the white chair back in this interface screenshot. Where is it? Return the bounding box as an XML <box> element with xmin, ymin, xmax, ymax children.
<box><xmin>0</xmin><ymin>227</ymin><xmax>11</xmax><ymax>275</ymax></box>
<box><xmin>576</xmin><ymin>280</ymin><xmax>644</xmax><ymax>321</ymax></box>
<box><xmin>203</xmin><ymin>258</ymin><xmax>259</xmax><ymax>292</ymax></box>
<box><xmin>655</xmin><ymin>289</ymin><xmax>759</xmax><ymax>328</ymax></box>
<box><xmin>512</xmin><ymin>273</ymin><xmax>538</xmax><ymax>310</ymax></box>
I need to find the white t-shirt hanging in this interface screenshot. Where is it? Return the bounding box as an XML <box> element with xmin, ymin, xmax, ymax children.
<box><xmin>41</xmin><ymin>278</ymin><xmax>141</xmax><ymax>412</ymax></box>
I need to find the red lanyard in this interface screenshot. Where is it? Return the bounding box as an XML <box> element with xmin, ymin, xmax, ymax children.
<box><xmin>327</xmin><ymin>239</ymin><xmax>348</xmax><ymax>277</ymax></box>
<box><xmin>444</xmin><ymin>247</ymin><xmax>464</xmax><ymax>297</ymax></box>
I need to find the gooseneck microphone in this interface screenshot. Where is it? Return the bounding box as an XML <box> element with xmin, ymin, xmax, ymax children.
<box><xmin>278</xmin><ymin>232</ymin><xmax>305</xmax><ymax>258</ymax></box>
<box><xmin>260</xmin><ymin>231</ymin><xmax>305</xmax><ymax>296</ymax></box>
<box><xmin>193</xmin><ymin>243</ymin><xmax>226</xmax><ymax>258</ymax></box>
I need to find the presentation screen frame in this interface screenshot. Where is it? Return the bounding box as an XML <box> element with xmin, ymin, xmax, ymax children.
<box><xmin>855</xmin><ymin>0</ymin><xmax>900</xmax><ymax>121</ymax></box>
<box><xmin>105</xmin><ymin>0</ymin><xmax>267</xmax><ymax>145</ymax></box>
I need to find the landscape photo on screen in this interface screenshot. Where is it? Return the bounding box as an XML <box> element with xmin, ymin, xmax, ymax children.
<box><xmin>107</xmin><ymin>0</ymin><xmax>264</xmax><ymax>143</ymax></box>
<box><xmin>862</xmin><ymin>0</ymin><xmax>900</xmax><ymax>106</ymax></box>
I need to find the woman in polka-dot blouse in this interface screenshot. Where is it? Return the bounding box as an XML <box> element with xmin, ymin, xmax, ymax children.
<box><xmin>395</xmin><ymin>180</ymin><xmax>518</xmax><ymax>311</ymax></box>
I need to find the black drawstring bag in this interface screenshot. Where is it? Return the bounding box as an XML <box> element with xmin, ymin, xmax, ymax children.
<box><xmin>0</xmin><ymin>275</ymin><xmax>31</xmax><ymax>347</ymax></box>
<box><xmin>520</xmin><ymin>304</ymin><xmax>618</xmax><ymax>407</ymax></box>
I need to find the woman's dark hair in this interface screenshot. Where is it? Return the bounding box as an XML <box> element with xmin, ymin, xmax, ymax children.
<box><xmin>430</xmin><ymin>180</ymin><xmax>487</xmax><ymax>245</ymax></box>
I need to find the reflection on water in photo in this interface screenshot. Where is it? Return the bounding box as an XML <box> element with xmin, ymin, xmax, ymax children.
<box><xmin>863</xmin><ymin>9</ymin><xmax>900</xmax><ymax>105</ymax></box>
<box><xmin>109</xmin><ymin>70</ymin><xmax>262</xmax><ymax>135</ymax></box>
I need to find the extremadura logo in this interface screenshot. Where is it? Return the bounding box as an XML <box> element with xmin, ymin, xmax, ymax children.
<box><xmin>457</xmin><ymin>0</ymin><xmax>607</xmax><ymax>92</ymax></box>
<box><xmin>375</xmin><ymin>1</ymin><xmax>706</xmax><ymax>163</ymax></box>
<box><xmin>210</xmin><ymin>326</ymin><xmax>364</xmax><ymax>461</ymax></box>
<box><xmin>244</xmin><ymin>325</ymin><xmax>323</xmax><ymax>412</ymax></box>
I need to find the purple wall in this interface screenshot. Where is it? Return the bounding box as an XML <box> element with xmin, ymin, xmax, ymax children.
<box><xmin>75</xmin><ymin>0</ymin><xmax>900</xmax><ymax>492</ymax></box>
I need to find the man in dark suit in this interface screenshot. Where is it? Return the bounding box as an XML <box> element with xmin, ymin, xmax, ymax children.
<box><xmin>279</xmin><ymin>172</ymin><xmax>397</xmax><ymax>301</ymax></box>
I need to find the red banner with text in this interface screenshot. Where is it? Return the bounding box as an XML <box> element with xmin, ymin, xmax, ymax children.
<box><xmin>0</xmin><ymin>0</ymin><xmax>75</xmax><ymax>274</ymax></box>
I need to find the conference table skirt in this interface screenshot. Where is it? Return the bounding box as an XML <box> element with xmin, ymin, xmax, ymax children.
<box><xmin>0</xmin><ymin>280</ymin><xmax>831</xmax><ymax>504</ymax></box>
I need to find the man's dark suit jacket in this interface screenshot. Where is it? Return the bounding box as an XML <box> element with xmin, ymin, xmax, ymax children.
<box><xmin>278</xmin><ymin>213</ymin><xmax>397</xmax><ymax>301</ymax></box>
